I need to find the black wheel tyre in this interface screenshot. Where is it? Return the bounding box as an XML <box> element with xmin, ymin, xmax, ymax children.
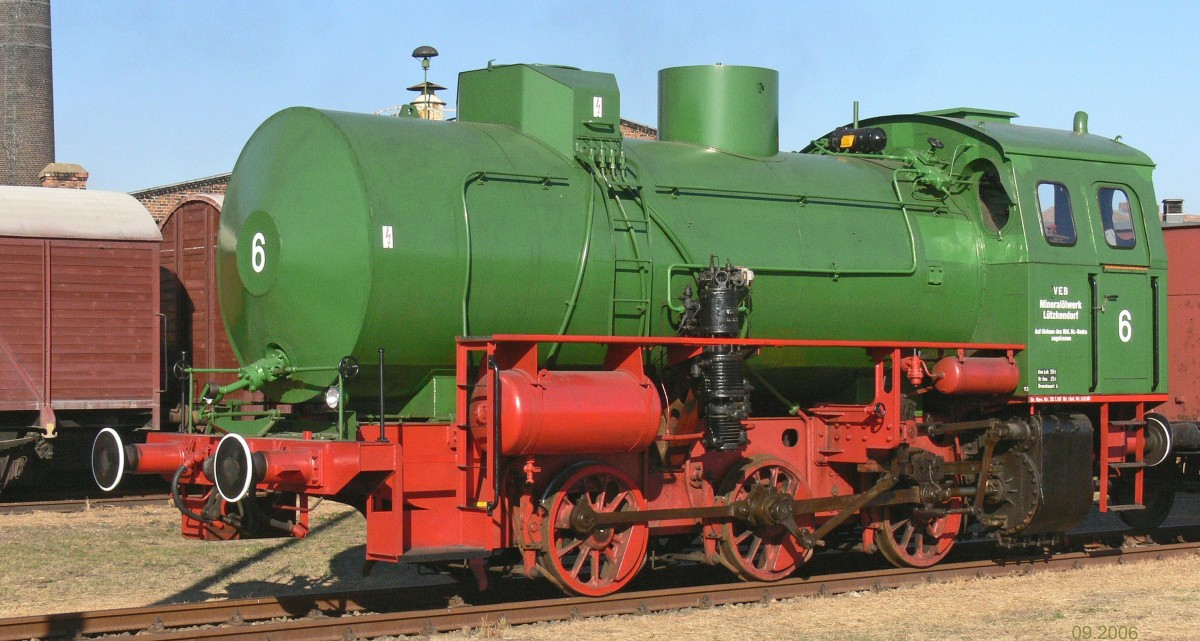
<box><xmin>1115</xmin><ymin>467</ymin><xmax>1178</xmax><ymax>532</ymax></box>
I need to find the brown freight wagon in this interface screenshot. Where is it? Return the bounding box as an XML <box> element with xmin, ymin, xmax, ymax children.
<box><xmin>1141</xmin><ymin>222</ymin><xmax>1200</xmax><ymax>527</ymax></box>
<box><xmin>0</xmin><ymin>186</ymin><xmax>161</xmax><ymax>490</ymax></box>
<box><xmin>1162</xmin><ymin>223</ymin><xmax>1200</xmax><ymax>421</ymax></box>
<box><xmin>159</xmin><ymin>195</ymin><xmax>257</xmax><ymax>420</ymax></box>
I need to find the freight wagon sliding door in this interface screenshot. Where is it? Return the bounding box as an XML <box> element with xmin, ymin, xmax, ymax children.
<box><xmin>49</xmin><ymin>240</ymin><xmax>159</xmax><ymax>426</ymax></box>
<box><xmin>0</xmin><ymin>238</ymin><xmax>46</xmax><ymax>415</ymax></box>
<box><xmin>160</xmin><ymin>198</ymin><xmax>240</xmax><ymax>408</ymax></box>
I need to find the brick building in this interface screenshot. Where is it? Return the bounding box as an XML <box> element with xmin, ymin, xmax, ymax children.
<box><xmin>620</xmin><ymin>119</ymin><xmax>656</xmax><ymax>140</ymax></box>
<box><xmin>38</xmin><ymin>162</ymin><xmax>87</xmax><ymax>188</ymax></box>
<box><xmin>131</xmin><ymin>173</ymin><xmax>230</xmax><ymax>221</ymax></box>
<box><xmin>0</xmin><ymin>0</ymin><xmax>55</xmax><ymax>187</ymax></box>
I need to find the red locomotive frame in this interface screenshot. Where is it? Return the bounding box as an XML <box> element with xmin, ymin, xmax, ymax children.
<box><xmin>118</xmin><ymin>333</ymin><xmax>1164</xmax><ymax>595</ymax></box>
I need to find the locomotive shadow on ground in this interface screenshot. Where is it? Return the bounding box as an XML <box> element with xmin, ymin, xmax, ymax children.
<box><xmin>35</xmin><ymin>510</ymin><xmax>361</xmax><ymax>641</ymax></box>
<box><xmin>148</xmin><ymin>511</ymin><xmax>350</xmax><ymax>604</ymax></box>
<box><xmin>149</xmin><ymin>508</ymin><xmax>446</xmax><ymax>607</ymax></box>
<box><xmin>142</xmin><ymin>510</ymin><xmax>459</xmax><ymax>618</ymax></box>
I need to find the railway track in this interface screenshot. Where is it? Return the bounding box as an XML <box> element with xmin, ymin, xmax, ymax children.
<box><xmin>4</xmin><ymin>535</ymin><xmax>1197</xmax><ymax>641</ymax></box>
<box><xmin>0</xmin><ymin>493</ymin><xmax>168</xmax><ymax>515</ymax></box>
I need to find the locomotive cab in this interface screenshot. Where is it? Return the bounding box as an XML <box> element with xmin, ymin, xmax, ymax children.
<box><xmin>831</xmin><ymin>108</ymin><xmax>1168</xmax><ymax>522</ymax></box>
<box><xmin>829</xmin><ymin>107</ymin><xmax>1166</xmax><ymax>397</ymax></box>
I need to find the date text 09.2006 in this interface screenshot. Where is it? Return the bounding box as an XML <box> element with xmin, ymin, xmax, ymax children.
<box><xmin>1071</xmin><ymin>625</ymin><xmax>1137</xmax><ymax>640</ymax></box>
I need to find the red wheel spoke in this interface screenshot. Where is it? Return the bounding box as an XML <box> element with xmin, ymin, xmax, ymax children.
<box><xmin>761</xmin><ymin>542</ymin><xmax>782</xmax><ymax>571</ymax></box>
<box><xmin>568</xmin><ymin>546</ymin><xmax>588</xmax><ymax>577</ymax></box>
<box><xmin>610</xmin><ymin>490</ymin><xmax>631</xmax><ymax>511</ymax></box>
<box><xmin>557</xmin><ymin>536</ymin><xmax>585</xmax><ymax>556</ymax></box>
<box><xmin>603</xmin><ymin>545</ymin><xmax>619</xmax><ymax>563</ymax></box>
<box><xmin>746</xmin><ymin>536</ymin><xmax>763</xmax><ymax>563</ymax></box>
<box><xmin>590</xmin><ymin>549</ymin><xmax>601</xmax><ymax>583</ymax></box>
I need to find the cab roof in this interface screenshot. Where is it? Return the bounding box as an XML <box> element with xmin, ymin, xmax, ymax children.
<box><xmin>854</xmin><ymin>110</ymin><xmax>1154</xmax><ymax>167</ymax></box>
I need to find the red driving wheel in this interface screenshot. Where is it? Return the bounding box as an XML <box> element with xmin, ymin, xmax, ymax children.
<box><xmin>717</xmin><ymin>457</ymin><xmax>814</xmax><ymax>582</ymax></box>
<box><xmin>538</xmin><ymin>463</ymin><xmax>649</xmax><ymax>596</ymax></box>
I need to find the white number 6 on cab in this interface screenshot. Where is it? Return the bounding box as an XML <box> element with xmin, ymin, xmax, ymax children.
<box><xmin>1118</xmin><ymin>309</ymin><xmax>1132</xmax><ymax>343</ymax></box>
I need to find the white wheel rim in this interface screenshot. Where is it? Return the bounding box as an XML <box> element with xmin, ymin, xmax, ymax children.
<box><xmin>215</xmin><ymin>432</ymin><xmax>255</xmax><ymax>503</ymax></box>
<box><xmin>92</xmin><ymin>427</ymin><xmax>125</xmax><ymax>492</ymax></box>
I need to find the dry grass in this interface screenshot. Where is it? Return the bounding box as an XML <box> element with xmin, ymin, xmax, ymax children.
<box><xmin>2</xmin><ymin>502</ymin><xmax>1198</xmax><ymax>640</ymax></box>
<box><xmin>464</xmin><ymin>556</ymin><xmax>1200</xmax><ymax>641</ymax></box>
<box><xmin>0</xmin><ymin>501</ymin><xmax>445</xmax><ymax>617</ymax></box>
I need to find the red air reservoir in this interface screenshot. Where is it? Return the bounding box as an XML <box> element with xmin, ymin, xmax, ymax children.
<box><xmin>932</xmin><ymin>357</ymin><xmax>1020</xmax><ymax>395</ymax></box>
<box><xmin>471</xmin><ymin>369</ymin><xmax>662</xmax><ymax>455</ymax></box>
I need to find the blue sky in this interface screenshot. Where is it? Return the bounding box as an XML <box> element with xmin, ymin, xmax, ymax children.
<box><xmin>52</xmin><ymin>1</ymin><xmax>1199</xmax><ymax>210</ymax></box>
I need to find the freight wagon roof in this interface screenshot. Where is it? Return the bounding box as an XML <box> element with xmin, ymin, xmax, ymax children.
<box><xmin>857</xmin><ymin>113</ymin><xmax>1155</xmax><ymax>167</ymax></box>
<box><xmin>0</xmin><ymin>186</ymin><xmax>161</xmax><ymax>241</ymax></box>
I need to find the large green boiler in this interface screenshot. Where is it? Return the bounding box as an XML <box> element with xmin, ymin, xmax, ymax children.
<box><xmin>217</xmin><ymin>63</ymin><xmax>1016</xmax><ymax>415</ymax></box>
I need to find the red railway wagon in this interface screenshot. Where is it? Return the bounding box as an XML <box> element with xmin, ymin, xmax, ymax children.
<box><xmin>0</xmin><ymin>186</ymin><xmax>161</xmax><ymax>490</ymax></box>
<box><xmin>1142</xmin><ymin>222</ymin><xmax>1200</xmax><ymax>526</ymax></box>
<box><xmin>1163</xmin><ymin>223</ymin><xmax>1200</xmax><ymax>421</ymax></box>
<box><xmin>158</xmin><ymin>194</ymin><xmax>257</xmax><ymax>421</ymax></box>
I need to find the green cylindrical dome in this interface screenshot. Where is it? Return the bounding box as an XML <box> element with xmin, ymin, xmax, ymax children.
<box><xmin>658</xmin><ymin>65</ymin><xmax>779</xmax><ymax>156</ymax></box>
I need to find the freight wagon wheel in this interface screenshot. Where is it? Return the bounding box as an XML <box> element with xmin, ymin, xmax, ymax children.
<box><xmin>717</xmin><ymin>457</ymin><xmax>814</xmax><ymax>582</ymax></box>
<box><xmin>1114</xmin><ymin>465</ymin><xmax>1178</xmax><ymax>532</ymax></box>
<box><xmin>872</xmin><ymin>500</ymin><xmax>962</xmax><ymax>568</ymax></box>
<box><xmin>538</xmin><ymin>464</ymin><xmax>649</xmax><ymax>596</ymax></box>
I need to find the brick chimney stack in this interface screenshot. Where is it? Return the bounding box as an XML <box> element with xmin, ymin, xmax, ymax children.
<box><xmin>0</xmin><ymin>0</ymin><xmax>54</xmax><ymax>187</ymax></box>
<box><xmin>39</xmin><ymin>162</ymin><xmax>86</xmax><ymax>188</ymax></box>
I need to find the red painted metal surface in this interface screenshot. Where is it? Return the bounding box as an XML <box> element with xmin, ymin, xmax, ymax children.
<box><xmin>471</xmin><ymin>368</ymin><xmax>661</xmax><ymax>455</ymax></box>
<box><xmin>1028</xmin><ymin>394</ymin><xmax>1168</xmax><ymax>404</ymax></box>
<box><xmin>468</xmin><ymin>341</ymin><xmax>660</xmax><ymax>455</ymax></box>
<box><xmin>130</xmin><ymin>440</ymin><xmax>198</xmax><ymax>476</ymax></box>
<box><xmin>1161</xmin><ymin>225</ymin><xmax>1200</xmax><ymax>421</ymax></box>
<box><xmin>133</xmin><ymin>332</ymin><xmax>1158</xmax><ymax>591</ymax></box>
<box><xmin>154</xmin><ymin>336</ymin><xmax>1024</xmax><ymax>556</ymax></box>
<box><xmin>932</xmin><ymin>356</ymin><xmax>1020</xmax><ymax>395</ymax></box>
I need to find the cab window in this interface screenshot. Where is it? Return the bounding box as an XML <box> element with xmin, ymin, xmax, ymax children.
<box><xmin>1036</xmin><ymin>182</ymin><xmax>1076</xmax><ymax>246</ymax></box>
<box><xmin>1098</xmin><ymin>187</ymin><xmax>1136</xmax><ymax>248</ymax></box>
<box><xmin>976</xmin><ymin>162</ymin><xmax>1011</xmax><ymax>231</ymax></box>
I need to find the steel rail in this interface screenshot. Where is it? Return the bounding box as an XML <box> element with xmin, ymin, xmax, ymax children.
<box><xmin>126</xmin><ymin>542</ymin><xmax>1200</xmax><ymax>641</ymax></box>
<box><xmin>7</xmin><ymin>537</ymin><xmax>1196</xmax><ymax>641</ymax></box>
<box><xmin>0</xmin><ymin>582</ymin><xmax>464</xmax><ymax>641</ymax></box>
<box><xmin>0</xmin><ymin>494</ymin><xmax>169</xmax><ymax>515</ymax></box>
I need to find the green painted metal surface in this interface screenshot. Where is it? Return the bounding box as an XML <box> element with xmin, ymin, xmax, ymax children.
<box><xmin>658</xmin><ymin>65</ymin><xmax>779</xmax><ymax>156</ymax></box>
<box><xmin>216</xmin><ymin>62</ymin><xmax>1164</xmax><ymax>417</ymax></box>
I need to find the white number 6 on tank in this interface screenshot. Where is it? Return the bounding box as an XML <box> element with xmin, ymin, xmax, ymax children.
<box><xmin>1118</xmin><ymin>309</ymin><xmax>1133</xmax><ymax>343</ymax></box>
<box><xmin>251</xmin><ymin>232</ymin><xmax>267</xmax><ymax>273</ymax></box>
